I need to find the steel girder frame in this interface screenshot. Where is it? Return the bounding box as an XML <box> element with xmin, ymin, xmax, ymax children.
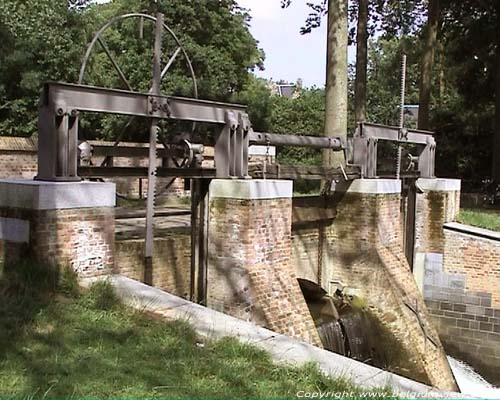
<box><xmin>352</xmin><ymin>122</ymin><xmax>436</xmax><ymax>179</ymax></box>
<box><xmin>36</xmin><ymin>82</ymin><xmax>249</xmax><ymax>181</ymax></box>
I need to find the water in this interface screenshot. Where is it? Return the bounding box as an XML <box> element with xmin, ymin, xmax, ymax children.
<box><xmin>448</xmin><ymin>356</ymin><xmax>500</xmax><ymax>399</ymax></box>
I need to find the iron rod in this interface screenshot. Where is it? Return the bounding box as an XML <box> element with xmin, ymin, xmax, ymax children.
<box><xmin>250</xmin><ymin>131</ymin><xmax>343</xmax><ymax>150</ymax></box>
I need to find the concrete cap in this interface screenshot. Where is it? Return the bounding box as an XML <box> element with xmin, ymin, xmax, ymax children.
<box><xmin>417</xmin><ymin>178</ymin><xmax>461</xmax><ymax>192</ymax></box>
<box><xmin>334</xmin><ymin>179</ymin><xmax>401</xmax><ymax>194</ymax></box>
<box><xmin>0</xmin><ymin>179</ymin><xmax>116</xmax><ymax>210</ymax></box>
<box><xmin>210</xmin><ymin>179</ymin><xmax>292</xmax><ymax>200</ymax></box>
<box><xmin>444</xmin><ymin>222</ymin><xmax>500</xmax><ymax>242</ymax></box>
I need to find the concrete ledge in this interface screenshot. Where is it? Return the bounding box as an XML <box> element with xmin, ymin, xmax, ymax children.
<box><xmin>95</xmin><ymin>275</ymin><xmax>466</xmax><ymax>398</ymax></box>
<box><xmin>0</xmin><ymin>179</ymin><xmax>116</xmax><ymax>210</ymax></box>
<box><xmin>0</xmin><ymin>217</ymin><xmax>29</xmax><ymax>243</ymax></box>
<box><xmin>417</xmin><ymin>178</ymin><xmax>461</xmax><ymax>192</ymax></box>
<box><xmin>444</xmin><ymin>222</ymin><xmax>500</xmax><ymax>242</ymax></box>
<box><xmin>335</xmin><ymin>179</ymin><xmax>401</xmax><ymax>194</ymax></box>
<box><xmin>210</xmin><ymin>179</ymin><xmax>292</xmax><ymax>200</ymax></box>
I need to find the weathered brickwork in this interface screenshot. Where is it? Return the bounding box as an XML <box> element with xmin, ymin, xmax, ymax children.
<box><xmin>0</xmin><ymin>207</ymin><xmax>114</xmax><ymax>278</ymax></box>
<box><xmin>424</xmin><ymin>227</ymin><xmax>500</xmax><ymax>385</ymax></box>
<box><xmin>330</xmin><ymin>192</ymin><xmax>456</xmax><ymax>390</ymax></box>
<box><xmin>414</xmin><ymin>189</ymin><xmax>460</xmax><ymax>255</ymax></box>
<box><xmin>290</xmin><ymin>190</ymin><xmax>457</xmax><ymax>390</ymax></box>
<box><xmin>114</xmin><ymin>231</ymin><xmax>191</xmax><ymax>298</ymax></box>
<box><xmin>0</xmin><ymin>136</ymin><xmax>187</xmax><ymax>198</ymax></box>
<box><xmin>207</xmin><ymin>195</ymin><xmax>322</xmax><ymax>347</ymax></box>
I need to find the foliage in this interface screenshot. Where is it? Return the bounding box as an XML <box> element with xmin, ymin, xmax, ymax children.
<box><xmin>457</xmin><ymin>208</ymin><xmax>500</xmax><ymax>232</ymax></box>
<box><xmin>268</xmin><ymin>87</ymin><xmax>325</xmax><ymax>166</ymax></box>
<box><xmin>0</xmin><ymin>0</ymin><xmax>93</xmax><ymax>136</ymax></box>
<box><xmin>0</xmin><ymin>261</ymin><xmax>396</xmax><ymax>399</ymax></box>
<box><xmin>0</xmin><ymin>0</ymin><xmax>264</xmax><ymax>140</ymax></box>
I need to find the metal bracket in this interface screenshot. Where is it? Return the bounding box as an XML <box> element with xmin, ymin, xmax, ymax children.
<box><xmin>148</xmin><ymin>95</ymin><xmax>171</xmax><ymax>118</ymax></box>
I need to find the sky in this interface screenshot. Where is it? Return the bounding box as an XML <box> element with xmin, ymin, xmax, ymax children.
<box><xmin>237</xmin><ymin>0</ymin><xmax>328</xmax><ymax>88</ymax></box>
<box><xmin>94</xmin><ymin>0</ymin><xmax>352</xmax><ymax>88</ymax></box>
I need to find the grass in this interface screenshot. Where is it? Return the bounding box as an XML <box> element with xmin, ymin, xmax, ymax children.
<box><xmin>457</xmin><ymin>208</ymin><xmax>500</xmax><ymax>232</ymax></box>
<box><xmin>0</xmin><ymin>261</ymin><xmax>396</xmax><ymax>399</ymax></box>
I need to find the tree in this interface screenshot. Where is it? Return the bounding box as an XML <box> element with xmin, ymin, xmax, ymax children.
<box><xmin>0</xmin><ymin>0</ymin><xmax>264</xmax><ymax>139</ymax></box>
<box><xmin>494</xmin><ymin>0</ymin><xmax>500</xmax><ymax>182</ymax></box>
<box><xmin>418</xmin><ymin>0</ymin><xmax>439</xmax><ymax>130</ymax></box>
<box><xmin>324</xmin><ymin>0</ymin><xmax>348</xmax><ymax>168</ymax></box>
<box><xmin>0</xmin><ymin>0</ymin><xmax>92</xmax><ymax>136</ymax></box>
<box><xmin>354</xmin><ymin>0</ymin><xmax>369</xmax><ymax>122</ymax></box>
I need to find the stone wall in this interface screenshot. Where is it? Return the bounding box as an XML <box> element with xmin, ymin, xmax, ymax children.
<box><xmin>207</xmin><ymin>179</ymin><xmax>322</xmax><ymax>347</ymax></box>
<box><xmin>114</xmin><ymin>230</ymin><xmax>191</xmax><ymax>299</ymax></box>
<box><xmin>423</xmin><ymin>223</ymin><xmax>500</xmax><ymax>385</ymax></box>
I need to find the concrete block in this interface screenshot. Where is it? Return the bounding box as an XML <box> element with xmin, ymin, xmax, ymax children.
<box><xmin>0</xmin><ymin>179</ymin><xmax>116</xmax><ymax>210</ymax></box>
<box><xmin>0</xmin><ymin>217</ymin><xmax>29</xmax><ymax>243</ymax></box>
<box><xmin>209</xmin><ymin>179</ymin><xmax>292</xmax><ymax>200</ymax></box>
<box><xmin>334</xmin><ymin>178</ymin><xmax>401</xmax><ymax>194</ymax></box>
<box><xmin>417</xmin><ymin>178</ymin><xmax>461</xmax><ymax>192</ymax></box>
<box><xmin>481</xmin><ymin>297</ymin><xmax>492</xmax><ymax>307</ymax></box>
<box><xmin>466</xmin><ymin>305</ymin><xmax>485</xmax><ymax>315</ymax></box>
<box><xmin>480</xmin><ymin>322</ymin><xmax>493</xmax><ymax>332</ymax></box>
<box><xmin>453</xmin><ymin>304</ymin><xmax>466</xmax><ymax>313</ymax></box>
<box><xmin>463</xmin><ymin>296</ymin><xmax>481</xmax><ymax>306</ymax></box>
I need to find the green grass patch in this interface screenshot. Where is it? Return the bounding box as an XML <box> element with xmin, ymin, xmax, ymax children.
<box><xmin>0</xmin><ymin>261</ymin><xmax>396</xmax><ymax>399</ymax></box>
<box><xmin>457</xmin><ymin>208</ymin><xmax>500</xmax><ymax>232</ymax></box>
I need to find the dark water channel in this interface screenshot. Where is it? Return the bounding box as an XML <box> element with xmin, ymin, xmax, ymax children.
<box><xmin>298</xmin><ymin>279</ymin><xmax>426</xmax><ymax>383</ymax></box>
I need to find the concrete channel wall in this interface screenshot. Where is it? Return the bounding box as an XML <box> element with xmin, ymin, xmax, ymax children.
<box><xmin>423</xmin><ymin>222</ymin><xmax>500</xmax><ymax>385</ymax></box>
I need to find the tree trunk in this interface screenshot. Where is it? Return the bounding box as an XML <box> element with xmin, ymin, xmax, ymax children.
<box><xmin>324</xmin><ymin>0</ymin><xmax>348</xmax><ymax>169</ymax></box>
<box><xmin>493</xmin><ymin>0</ymin><xmax>500</xmax><ymax>182</ymax></box>
<box><xmin>355</xmin><ymin>0</ymin><xmax>369</xmax><ymax>123</ymax></box>
<box><xmin>417</xmin><ymin>0</ymin><xmax>439</xmax><ymax>130</ymax></box>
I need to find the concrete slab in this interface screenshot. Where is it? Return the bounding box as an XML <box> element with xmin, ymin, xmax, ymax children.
<box><xmin>210</xmin><ymin>179</ymin><xmax>292</xmax><ymax>200</ymax></box>
<box><xmin>444</xmin><ymin>222</ymin><xmax>500</xmax><ymax>243</ymax></box>
<box><xmin>334</xmin><ymin>179</ymin><xmax>401</xmax><ymax>194</ymax></box>
<box><xmin>91</xmin><ymin>275</ymin><xmax>468</xmax><ymax>398</ymax></box>
<box><xmin>0</xmin><ymin>179</ymin><xmax>115</xmax><ymax>210</ymax></box>
<box><xmin>417</xmin><ymin>178</ymin><xmax>461</xmax><ymax>192</ymax></box>
<box><xmin>0</xmin><ymin>217</ymin><xmax>29</xmax><ymax>243</ymax></box>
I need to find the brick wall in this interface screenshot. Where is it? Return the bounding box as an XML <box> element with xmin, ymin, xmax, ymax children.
<box><xmin>0</xmin><ymin>206</ymin><xmax>114</xmax><ymax>278</ymax></box>
<box><xmin>289</xmin><ymin>182</ymin><xmax>457</xmax><ymax>391</ymax></box>
<box><xmin>415</xmin><ymin>189</ymin><xmax>460</xmax><ymax>255</ymax></box>
<box><xmin>207</xmin><ymin>183</ymin><xmax>322</xmax><ymax>347</ymax></box>
<box><xmin>114</xmin><ymin>230</ymin><xmax>191</xmax><ymax>299</ymax></box>
<box><xmin>0</xmin><ymin>136</ymin><xmax>187</xmax><ymax>198</ymax></box>
<box><xmin>424</xmin><ymin>224</ymin><xmax>500</xmax><ymax>385</ymax></box>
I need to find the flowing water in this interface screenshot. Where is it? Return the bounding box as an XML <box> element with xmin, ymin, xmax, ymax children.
<box><xmin>448</xmin><ymin>356</ymin><xmax>500</xmax><ymax>398</ymax></box>
<box><xmin>299</xmin><ymin>280</ymin><xmax>500</xmax><ymax>391</ymax></box>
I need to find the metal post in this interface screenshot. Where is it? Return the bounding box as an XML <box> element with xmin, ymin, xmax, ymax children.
<box><xmin>190</xmin><ymin>178</ymin><xmax>210</xmax><ymax>304</ymax></box>
<box><xmin>396</xmin><ymin>54</ymin><xmax>407</xmax><ymax>180</ymax></box>
<box><xmin>144</xmin><ymin>12</ymin><xmax>164</xmax><ymax>283</ymax></box>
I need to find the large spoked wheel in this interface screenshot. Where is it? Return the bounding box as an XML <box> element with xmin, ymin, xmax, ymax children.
<box><xmin>79</xmin><ymin>13</ymin><xmax>197</xmax><ymax>98</ymax></box>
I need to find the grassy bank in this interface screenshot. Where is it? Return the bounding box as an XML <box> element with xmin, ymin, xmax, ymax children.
<box><xmin>0</xmin><ymin>262</ymin><xmax>394</xmax><ymax>399</ymax></box>
<box><xmin>457</xmin><ymin>208</ymin><xmax>500</xmax><ymax>232</ymax></box>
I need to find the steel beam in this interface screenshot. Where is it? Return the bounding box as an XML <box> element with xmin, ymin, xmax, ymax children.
<box><xmin>77</xmin><ymin>166</ymin><xmax>216</xmax><ymax>178</ymax></box>
<box><xmin>41</xmin><ymin>82</ymin><xmax>246</xmax><ymax>123</ymax></box>
<box><xmin>357</xmin><ymin>122</ymin><xmax>434</xmax><ymax>145</ymax></box>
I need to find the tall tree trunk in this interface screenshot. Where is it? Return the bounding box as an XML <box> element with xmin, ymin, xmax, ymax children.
<box><xmin>418</xmin><ymin>0</ymin><xmax>439</xmax><ymax>130</ymax></box>
<box><xmin>355</xmin><ymin>0</ymin><xmax>369</xmax><ymax>123</ymax></box>
<box><xmin>494</xmin><ymin>0</ymin><xmax>500</xmax><ymax>182</ymax></box>
<box><xmin>324</xmin><ymin>0</ymin><xmax>348</xmax><ymax>169</ymax></box>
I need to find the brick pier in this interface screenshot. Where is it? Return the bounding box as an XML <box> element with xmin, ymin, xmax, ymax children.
<box><xmin>0</xmin><ymin>180</ymin><xmax>115</xmax><ymax>278</ymax></box>
<box><xmin>207</xmin><ymin>179</ymin><xmax>322</xmax><ymax>347</ymax></box>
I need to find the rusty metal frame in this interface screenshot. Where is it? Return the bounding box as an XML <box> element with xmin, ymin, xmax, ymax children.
<box><xmin>352</xmin><ymin>122</ymin><xmax>436</xmax><ymax>179</ymax></box>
